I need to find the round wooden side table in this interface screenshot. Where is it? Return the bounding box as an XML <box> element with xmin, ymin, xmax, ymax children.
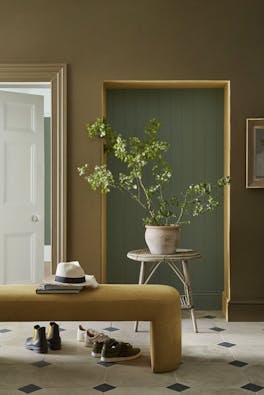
<box><xmin>127</xmin><ymin>248</ymin><xmax>201</xmax><ymax>333</ymax></box>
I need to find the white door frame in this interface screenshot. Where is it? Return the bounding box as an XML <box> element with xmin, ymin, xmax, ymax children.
<box><xmin>0</xmin><ymin>64</ymin><xmax>67</xmax><ymax>273</ymax></box>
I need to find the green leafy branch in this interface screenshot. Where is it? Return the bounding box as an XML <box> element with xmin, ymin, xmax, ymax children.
<box><xmin>78</xmin><ymin>118</ymin><xmax>230</xmax><ymax>226</ymax></box>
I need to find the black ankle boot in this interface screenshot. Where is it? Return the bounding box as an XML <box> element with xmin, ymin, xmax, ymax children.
<box><xmin>25</xmin><ymin>325</ymin><xmax>48</xmax><ymax>354</ymax></box>
<box><xmin>47</xmin><ymin>322</ymin><xmax>61</xmax><ymax>350</ymax></box>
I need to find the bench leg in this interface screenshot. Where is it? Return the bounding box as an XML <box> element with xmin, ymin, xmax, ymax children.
<box><xmin>150</xmin><ymin>315</ymin><xmax>181</xmax><ymax>373</ymax></box>
<box><xmin>135</xmin><ymin>262</ymin><xmax>161</xmax><ymax>332</ymax></box>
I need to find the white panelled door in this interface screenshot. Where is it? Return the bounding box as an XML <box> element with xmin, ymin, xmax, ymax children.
<box><xmin>0</xmin><ymin>91</ymin><xmax>44</xmax><ymax>283</ymax></box>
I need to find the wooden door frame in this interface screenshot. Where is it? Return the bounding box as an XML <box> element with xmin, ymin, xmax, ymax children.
<box><xmin>0</xmin><ymin>64</ymin><xmax>67</xmax><ymax>272</ymax></box>
<box><xmin>101</xmin><ymin>80</ymin><xmax>231</xmax><ymax>318</ymax></box>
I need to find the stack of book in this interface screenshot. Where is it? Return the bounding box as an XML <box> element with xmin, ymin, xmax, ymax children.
<box><xmin>36</xmin><ymin>282</ymin><xmax>85</xmax><ymax>294</ymax></box>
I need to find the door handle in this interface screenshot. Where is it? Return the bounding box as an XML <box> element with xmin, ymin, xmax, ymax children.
<box><xmin>31</xmin><ymin>214</ymin><xmax>40</xmax><ymax>223</ymax></box>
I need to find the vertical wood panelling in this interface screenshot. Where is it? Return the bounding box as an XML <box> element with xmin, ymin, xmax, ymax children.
<box><xmin>106</xmin><ymin>88</ymin><xmax>224</xmax><ymax>309</ymax></box>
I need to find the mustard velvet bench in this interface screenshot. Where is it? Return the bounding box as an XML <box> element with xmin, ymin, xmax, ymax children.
<box><xmin>0</xmin><ymin>283</ymin><xmax>181</xmax><ymax>373</ymax></box>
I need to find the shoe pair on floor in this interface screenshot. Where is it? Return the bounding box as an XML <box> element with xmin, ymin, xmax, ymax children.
<box><xmin>25</xmin><ymin>322</ymin><xmax>61</xmax><ymax>354</ymax></box>
<box><xmin>93</xmin><ymin>338</ymin><xmax>141</xmax><ymax>362</ymax></box>
<box><xmin>77</xmin><ymin>325</ymin><xmax>109</xmax><ymax>347</ymax></box>
<box><xmin>77</xmin><ymin>325</ymin><xmax>141</xmax><ymax>362</ymax></box>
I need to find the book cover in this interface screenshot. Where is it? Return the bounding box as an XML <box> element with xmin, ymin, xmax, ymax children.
<box><xmin>38</xmin><ymin>282</ymin><xmax>84</xmax><ymax>291</ymax></box>
<box><xmin>36</xmin><ymin>288</ymin><xmax>83</xmax><ymax>294</ymax></box>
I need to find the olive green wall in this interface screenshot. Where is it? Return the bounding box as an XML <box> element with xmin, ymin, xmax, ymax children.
<box><xmin>106</xmin><ymin>88</ymin><xmax>224</xmax><ymax>310</ymax></box>
<box><xmin>1</xmin><ymin>0</ymin><xmax>264</xmax><ymax>319</ymax></box>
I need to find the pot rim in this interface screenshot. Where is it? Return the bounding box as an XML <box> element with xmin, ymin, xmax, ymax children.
<box><xmin>145</xmin><ymin>224</ymin><xmax>180</xmax><ymax>230</ymax></box>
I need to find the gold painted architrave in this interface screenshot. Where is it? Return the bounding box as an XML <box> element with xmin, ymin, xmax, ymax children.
<box><xmin>0</xmin><ymin>64</ymin><xmax>67</xmax><ymax>272</ymax></box>
<box><xmin>101</xmin><ymin>80</ymin><xmax>231</xmax><ymax>318</ymax></box>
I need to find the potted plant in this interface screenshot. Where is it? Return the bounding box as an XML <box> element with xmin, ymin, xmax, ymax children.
<box><xmin>78</xmin><ymin>118</ymin><xmax>230</xmax><ymax>254</ymax></box>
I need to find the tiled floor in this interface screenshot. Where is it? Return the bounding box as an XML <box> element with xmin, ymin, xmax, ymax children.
<box><xmin>0</xmin><ymin>311</ymin><xmax>264</xmax><ymax>394</ymax></box>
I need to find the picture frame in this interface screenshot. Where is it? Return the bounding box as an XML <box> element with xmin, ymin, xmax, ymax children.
<box><xmin>246</xmin><ymin>118</ymin><xmax>264</xmax><ymax>188</ymax></box>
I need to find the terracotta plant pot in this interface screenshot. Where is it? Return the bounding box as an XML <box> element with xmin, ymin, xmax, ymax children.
<box><xmin>145</xmin><ymin>225</ymin><xmax>181</xmax><ymax>255</ymax></box>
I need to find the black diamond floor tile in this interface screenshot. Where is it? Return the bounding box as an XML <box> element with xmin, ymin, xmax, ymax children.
<box><xmin>0</xmin><ymin>329</ymin><xmax>11</xmax><ymax>333</ymax></box>
<box><xmin>31</xmin><ymin>360</ymin><xmax>51</xmax><ymax>368</ymax></box>
<box><xmin>167</xmin><ymin>383</ymin><xmax>190</xmax><ymax>392</ymax></box>
<box><xmin>229</xmin><ymin>360</ymin><xmax>248</xmax><ymax>367</ymax></box>
<box><xmin>203</xmin><ymin>315</ymin><xmax>216</xmax><ymax>319</ymax></box>
<box><xmin>97</xmin><ymin>361</ymin><xmax>116</xmax><ymax>367</ymax></box>
<box><xmin>103</xmin><ymin>327</ymin><xmax>120</xmax><ymax>332</ymax></box>
<box><xmin>241</xmin><ymin>383</ymin><xmax>264</xmax><ymax>392</ymax></box>
<box><xmin>210</xmin><ymin>326</ymin><xmax>226</xmax><ymax>332</ymax></box>
<box><xmin>218</xmin><ymin>341</ymin><xmax>236</xmax><ymax>348</ymax></box>
<box><xmin>94</xmin><ymin>383</ymin><xmax>116</xmax><ymax>392</ymax></box>
<box><xmin>18</xmin><ymin>384</ymin><xmax>42</xmax><ymax>393</ymax></box>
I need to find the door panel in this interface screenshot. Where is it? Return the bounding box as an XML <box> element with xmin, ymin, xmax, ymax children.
<box><xmin>106</xmin><ymin>88</ymin><xmax>224</xmax><ymax>309</ymax></box>
<box><xmin>0</xmin><ymin>90</ymin><xmax>44</xmax><ymax>284</ymax></box>
<box><xmin>4</xmin><ymin>233</ymin><xmax>35</xmax><ymax>283</ymax></box>
<box><xmin>4</xmin><ymin>101</ymin><xmax>36</xmax><ymax>132</ymax></box>
<box><xmin>4</xmin><ymin>141</ymin><xmax>36</xmax><ymax>204</ymax></box>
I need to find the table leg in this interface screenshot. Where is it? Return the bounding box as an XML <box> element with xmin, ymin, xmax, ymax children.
<box><xmin>134</xmin><ymin>261</ymin><xmax>145</xmax><ymax>332</ymax></box>
<box><xmin>182</xmin><ymin>260</ymin><xmax>198</xmax><ymax>333</ymax></box>
<box><xmin>138</xmin><ymin>261</ymin><xmax>145</xmax><ymax>284</ymax></box>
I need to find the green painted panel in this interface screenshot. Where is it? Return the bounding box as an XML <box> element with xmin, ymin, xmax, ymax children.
<box><xmin>106</xmin><ymin>89</ymin><xmax>224</xmax><ymax>309</ymax></box>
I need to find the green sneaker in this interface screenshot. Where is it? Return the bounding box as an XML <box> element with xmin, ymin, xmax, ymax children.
<box><xmin>91</xmin><ymin>340</ymin><xmax>105</xmax><ymax>358</ymax></box>
<box><xmin>91</xmin><ymin>334</ymin><xmax>110</xmax><ymax>358</ymax></box>
<box><xmin>100</xmin><ymin>338</ymin><xmax>141</xmax><ymax>362</ymax></box>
